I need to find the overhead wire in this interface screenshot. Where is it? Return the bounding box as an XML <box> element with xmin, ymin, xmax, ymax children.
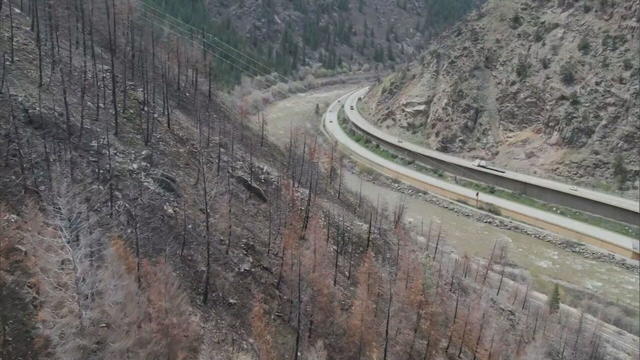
<box><xmin>136</xmin><ymin>6</ymin><xmax>295</xmax><ymax>102</ymax></box>
<box><xmin>137</xmin><ymin>7</ymin><xmax>266</xmax><ymax>78</ymax></box>
<box><xmin>138</xmin><ymin>2</ymin><xmax>289</xmax><ymax>85</ymax></box>
<box><xmin>139</xmin><ymin>1</ymin><xmax>292</xmax><ymax>84</ymax></box>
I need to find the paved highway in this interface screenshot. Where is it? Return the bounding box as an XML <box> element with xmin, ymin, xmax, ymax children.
<box><xmin>324</xmin><ymin>90</ymin><xmax>640</xmax><ymax>259</ymax></box>
<box><xmin>345</xmin><ymin>88</ymin><xmax>639</xmax><ymax>214</ymax></box>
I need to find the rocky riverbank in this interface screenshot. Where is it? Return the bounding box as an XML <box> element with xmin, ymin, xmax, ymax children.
<box><xmin>348</xmin><ymin>161</ymin><xmax>639</xmax><ymax>273</ymax></box>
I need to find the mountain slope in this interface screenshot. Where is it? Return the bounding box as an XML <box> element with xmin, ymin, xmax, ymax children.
<box><xmin>145</xmin><ymin>0</ymin><xmax>482</xmax><ymax>84</ymax></box>
<box><xmin>1</xmin><ymin>1</ymin><xmax>638</xmax><ymax>359</ymax></box>
<box><xmin>363</xmin><ymin>0</ymin><xmax>639</xmax><ymax>195</ymax></box>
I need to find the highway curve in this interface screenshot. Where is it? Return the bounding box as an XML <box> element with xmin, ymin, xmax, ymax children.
<box><xmin>323</xmin><ymin>89</ymin><xmax>640</xmax><ymax>259</ymax></box>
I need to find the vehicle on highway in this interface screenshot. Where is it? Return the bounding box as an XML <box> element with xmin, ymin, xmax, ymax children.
<box><xmin>473</xmin><ymin>159</ymin><xmax>487</xmax><ymax>167</ymax></box>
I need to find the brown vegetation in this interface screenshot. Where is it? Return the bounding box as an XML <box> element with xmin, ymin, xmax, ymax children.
<box><xmin>0</xmin><ymin>0</ymin><xmax>636</xmax><ymax>359</ymax></box>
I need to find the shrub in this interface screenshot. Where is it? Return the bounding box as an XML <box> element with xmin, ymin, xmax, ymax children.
<box><xmin>622</xmin><ymin>58</ymin><xmax>633</xmax><ymax>71</ymax></box>
<box><xmin>569</xmin><ymin>91</ymin><xmax>580</xmax><ymax>106</ymax></box>
<box><xmin>483</xmin><ymin>203</ymin><xmax>501</xmax><ymax>215</ymax></box>
<box><xmin>559</xmin><ymin>62</ymin><xmax>576</xmax><ymax>85</ymax></box>
<box><xmin>510</xmin><ymin>13</ymin><xmax>524</xmax><ymax>29</ymax></box>
<box><xmin>540</xmin><ymin>57</ymin><xmax>551</xmax><ymax>69</ymax></box>
<box><xmin>613</xmin><ymin>154</ymin><xmax>627</xmax><ymax>189</ymax></box>
<box><xmin>533</xmin><ymin>27</ymin><xmax>545</xmax><ymax>42</ymax></box>
<box><xmin>602</xmin><ymin>33</ymin><xmax>627</xmax><ymax>51</ymax></box>
<box><xmin>545</xmin><ymin>22</ymin><xmax>560</xmax><ymax>33</ymax></box>
<box><xmin>516</xmin><ymin>59</ymin><xmax>531</xmax><ymax>80</ymax></box>
<box><xmin>578</xmin><ymin>37</ymin><xmax>591</xmax><ymax>55</ymax></box>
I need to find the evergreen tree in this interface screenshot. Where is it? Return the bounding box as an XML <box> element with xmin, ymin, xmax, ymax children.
<box><xmin>548</xmin><ymin>283</ymin><xmax>561</xmax><ymax>314</ymax></box>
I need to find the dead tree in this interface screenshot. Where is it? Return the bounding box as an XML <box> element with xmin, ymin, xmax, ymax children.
<box><xmin>34</xmin><ymin>0</ymin><xmax>43</xmax><ymax>87</ymax></box>
<box><xmin>180</xmin><ymin>199</ymin><xmax>187</xmax><ymax>257</ymax></box>
<box><xmin>1</xmin><ymin>53</ymin><xmax>6</xmax><ymax>93</ymax></box>
<box><xmin>9</xmin><ymin>0</ymin><xmax>15</xmax><ymax>63</ymax></box>
<box><xmin>201</xmin><ymin>153</ymin><xmax>212</xmax><ymax>304</ymax></box>
<box><xmin>457</xmin><ymin>305</ymin><xmax>471</xmax><ymax>358</ymax></box>
<box><xmin>445</xmin><ymin>294</ymin><xmax>460</xmax><ymax>352</ymax></box>
<box><xmin>104</xmin><ymin>0</ymin><xmax>119</xmax><ymax>135</ymax></box>
<box><xmin>59</xmin><ymin>67</ymin><xmax>74</xmax><ymax>179</ymax></box>
<box><xmin>472</xmin><ymin>311</ymin><xmax>486</xmax><ymax>360</ymax></box>
<box><xmin>260</xmin><ymin>112</ymin><xmax>265</xmax><ymax>148</ymax></box>
<box><xmin>382</xmin><ymin>282</ymin><xmax>393</xmax><ymax>360</ymax></box>
<box><xmin>292</xmin><ymin>254</ymin><xmax>302</xmax><ymax>360</ymax></box>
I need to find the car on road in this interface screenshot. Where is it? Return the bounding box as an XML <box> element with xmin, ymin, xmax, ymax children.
<box><xmin>569</xmin><ymin>186</ymin><xmax>578</xmax><ymax>191</ymax></box>
<box><xmin>473</xmin><ymin>159</ymin><xmax>487</xmax><ymax>167</ymax></box>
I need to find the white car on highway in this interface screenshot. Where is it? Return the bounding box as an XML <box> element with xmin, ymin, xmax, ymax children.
<box><xmin>473</xmin><ymin>159</ymin><xmax>487</xmax><ymax>167</ymax></box>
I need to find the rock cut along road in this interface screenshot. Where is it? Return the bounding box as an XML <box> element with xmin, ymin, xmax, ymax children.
<box><xmin>323</xmin><ymin>88</ymin><xmax>639</xmax><ymax>260</ymax></box>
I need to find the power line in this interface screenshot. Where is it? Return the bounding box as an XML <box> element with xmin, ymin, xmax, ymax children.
<box><xmin>137</xmin><ymin>13</ymin><xmax>287</xmax><ymax>105</ymax></box>
<box><xmin>139</xmin><ymin>2</ymin><xmax>291</xmax><ymax>84</ymax></box>
<box><xmin>136</xmin><ymin>6</ymin><xmax>293</xmax><ymax>100</ymax></box>
<box><xmin>137</xmin><ymin>7</ymin><xmax>269</xmax><ymax>79</ymax></box>
<box><xmin>139</xmin><ymin>1</ymin><xmax>291</xmax><ymax>84</ymax></box>
<box><xmin>143</xmin><ymin>3</ymin><xmax>275</xmax><ymax>77</ymax></box>
<box><xmin>133</xmin><ymin>11</ymin><xmax>288</xmax><ymax>119</ymax></box>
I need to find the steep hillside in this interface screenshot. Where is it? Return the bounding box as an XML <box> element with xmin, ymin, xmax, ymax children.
<box><xmin>145</xmin><ymin>0</ymin><xmax>481</xmax><ymax>84</ymax></box>
<box><xmin>363</xmin><ymin>0</ymin><xmax>640</xmax><ymax>194</ymax></box>
<box><xmin>1</xmin><ymin>1</ymin><xmax>638</xmax><ymax>359</ymax></box>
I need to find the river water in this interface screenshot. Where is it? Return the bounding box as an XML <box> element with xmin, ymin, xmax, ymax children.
<box><xmin>260</xmin><ymin>84</ymin><xmax>639</xmax><ymax>309</ymax></box>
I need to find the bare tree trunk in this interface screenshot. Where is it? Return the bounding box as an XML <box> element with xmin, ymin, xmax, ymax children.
<box><xmin>104</xmin><ymin>89</ymin><xmax>114</xmax><ymax>216</ymax></box>
<box><xmin>472</xmin><ymin>312</ymin><xmax>486</xmax><ymax>360</ymax></box>
<box><xmin>201</xmin><ymin>154</ymin><xmax>212</xmax><ymax>304</ymax></box>
<box><xmin>0</xmin><ymin>53</ymin><xmax>6</xmax><ymax>93</ymax></box>
<box><xmin>133</xmin><ymin>208</ymin><xmax>141</xmax><ymax>287</ymax></box>
<box><xmin>487</xmin><ymin>331</ymin><xmax>495</xmax><ymax>360</ymax></box>
<box><xmin>9</xmin><ymin>0</ymin><xmax>15</xmax><ymax>63</ymax></box>
<box><xmin>337</xmin><ymin>158</ymin><xmax>343</xmax><ymax>199</ymax></box>
<box><xmin>260</xmin><ymin>112</ymin><xmax>265</xmax><ymax>147</ymax></box>
<box><xmin>293</xmin><ymin>254</ymin><xmax>302</xmax><ymax>360</ymax></box>
<box><xmin>104</xmin><ymin>0</ymin><xmax>119</xmax><ymax>136</ymax></box>
<box><xmin>445</xmin><ymin>294</ymin><xmax>460</xmax><ymax>352</ymax></box>
<box><xmin>78</xmin><ymin>0</ymin><xmax>87</xmax><ymax>142</ymax></box>
<box><xmin>496</xmin><ymin>264</ymin><xmax>505</xmax><ymax>296</ymax></box>
<box><xmin>180</xmin><ymin>199</ymin><xmax>187</xmax><ymax>257</ymax></box>
<box><xmin>482</xmin><ymin>241</ymin><xmax>497</xmax><ymax>286</ymax></box>
<box><xmin>521</xmin><ymin>283</ymin><xmax>530</xmax><ymax>311</ymax></box>
<box><xmin>59</xmin><ymin>67</ymin><xmax>74</xmax><ymax>180</ymax></box>
<box><xmin>366</xmin><ymin>211</ymin><xmax>373</xmax><ymax>250</ymax></box>
<box><xmin>382</xmin><ymin>283</ymin><xmax>393</xmax><ymax>360</ymax></box>
<box><xmin>457</xmin><ymin>306</ymin><xmax>471</xmax><ymax>358</ymax></box>
<box><xmin>226</xmin><ymin>173</ymin><xmax>232</xmax><ymax>255</ymax></box>
<box><xmin>433</xmin><ymin>227</ymin><xmax>441</xmax><ymax>259</ymax></box>
<box><xmin>572</xmin><ymin>312</ymin><xmax>584</xmax><ymax>358</ymax></box>
<box><xmin>423</xmin><ymin>332</ymin><xmax>431</xmax><ymax>360</ymax></box>
<box><xmin>35</xmin><ymin>0</ymin><xmax>43</xmax><ymax>87</ymax></box>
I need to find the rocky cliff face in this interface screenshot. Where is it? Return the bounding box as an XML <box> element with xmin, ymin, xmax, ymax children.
<box><xmin>363</xmin><ymin>0</ymin><xmax>639</xmax><ymax>194</ymax></box>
